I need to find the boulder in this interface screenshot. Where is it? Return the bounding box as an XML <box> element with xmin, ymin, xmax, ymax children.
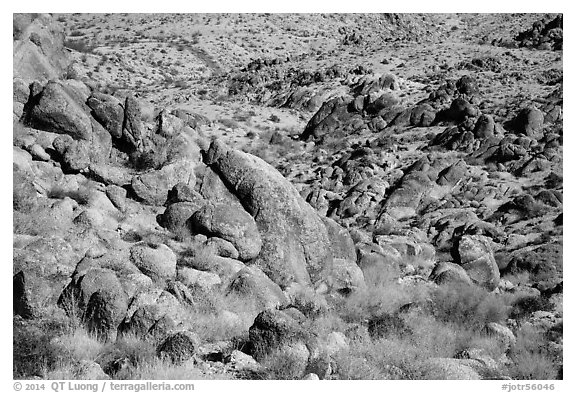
<box><xmin>156</xmin><ymin>331</ymin><xmax>199</xmax><ymax>364</ymax></box>
<box><xmin>131</xmin><ymin>160</ymin><xmax>195</xmax><ymax>205</ymax></box>
<box><xmin>129</xmin><ymin>242</ymin><xmax>177</xmax><ymax>283</ymax></box>
<box><xmin>453</xmin><ymin>235</ymin><xmax>500</xmax><ymax>291</ymax></box>
<box><xmin>158</xmin><ymin>201</ymin><xmax>205</xmax><ymax>233</ymax></box>
<box><xmin>59</xmin><ymin>266</ymin><xmax>128</xmax><ymax>341</ymax></box>
<box><xmin>410</xmin><ymin>103</ymin><xmax>436</xmax><ymax>127</ymax></box>
<box><xmin>89</xmin><ymin>164</ymin><xmax>132</xmax><ymax>186</ymax></box>
<box><xmin>325</xmin><ymin>258</ymin><xmax>366</xmax><ymax>295</ymax></box>
<box><xmin>436</xmin><ymin>160</ymin><xmax>468</xmax><ymax>187</ymax></box>
<box><xmin>248</xmin><ymin>308</ymin><xmax>309</xmax><ymax>361</ymax></box>
<box><xmin>119</xmin><ymin>289</ymin><xmax>182</xmax><ymax>339</ymax></box>
<box><xmin>191</xmin><ymin>203</ymin><xmax>262</xmax><ymax>261</ymax></box>
<box><xmin>473</xmin><ymin>114</ymin><xmax>496</xmax><ymax>138</ymax></box>
<box><xmin>226</xmin><ymin>265</ymin><xmax>289</xmax><ymax>310</ymax></box>
<box><xmin>382</xmin><ymin>172</ymin><xmax>433</xmax><ymax>219</ymax></box>
<box><xmin>179</xmin><ymin>247</ymin><xmax>245</xmax><ymax>281</ymax></box>
<box><xmin>322</xmin><ymin>217</ymin><xmax>356</xmax><ymax>262</ymax></box>
<box><xmin>177</xmin><ymin>267</ymin><xmax>222</xmax><ymax>291</ymax></box>
<box><xmin>485</xmin><ymin>322</ymin><xmax>516</xmax><ymax>351</ymax></box>
<box><xmin>513</xmin><ymin>107</ymin><xmax>545</xmax><ymax>139</ymax></box>
<box><xmin>106</xmin><ymin>185</ymin><xmax>127</xmax><ymax>212</ymax></box>
<box><xmin>429</xmin><ymin>262</ymin><xmax>472</xmax><ymax>286</ymax></box>
<box><xmin>28</xmin><ymin>80</ymin><xmax>91</xmax><ymax>140</ymax></box>
<box><xmin>87</xmin><ymin>92</ymin><xmax>124</xmax><ymax>139</ymax></box>
<box><xmin>26</xmin><ymin>81</ymin><xmax>112</xmax><ymax>166</ymax></box>
<box><xmin>122</xmin><ymin>95</ymin><xmax>146</xmax><ymax>151</ymax></box>
<box><xmin>204</xmin><ymin>140</ymin><xmax>335</xmax><ymax>288</ymax></box>
<box><xmin>156</xmin><ymin>110</ymin><xmax>185</xmax><ymax>137</ymax></box>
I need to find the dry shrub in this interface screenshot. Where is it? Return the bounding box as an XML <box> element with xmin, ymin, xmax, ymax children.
<box><xmin>332</xmin><ymin>280</ymin><xmax>431</xmax><ymax>324</ymax></box>
<box><xmin>129</xmin><ymin>358</ymin><xmax>232</xmax><ymax>380</ymax></box>
<box><xmin>96</xmin><ymin>334</ymin><xmax>157</xmax><ymax>379</ymax></box>
<box><xmin>507</xmin><ymin>324</ymin><xmax>561</xmax><ymax>379</ymax></box>
<box><xmin>259</xmin><ymin>346</ymin><xmax>308</xmax><ymax>380</ymax></box>
<box><xmin>13</xmin><ymin>311</ymin><xmax>76</xmax><ymax>378</ymax></box>
<box><xmin>431</xmin><ymin>283</ymin><xmax>510</xmax><ymax>329</ymax></box>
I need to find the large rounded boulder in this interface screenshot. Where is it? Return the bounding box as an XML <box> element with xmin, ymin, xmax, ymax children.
<box><xmin>204</xmin><ymin>140</ymin><xmax>337</xmax><ymax>288</ymax></box>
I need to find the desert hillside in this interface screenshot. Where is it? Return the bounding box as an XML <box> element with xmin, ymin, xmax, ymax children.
<box><xmin>13</xmin><ymin>13</ymin><xmax>562</xmax><ymax>380</ymax></box>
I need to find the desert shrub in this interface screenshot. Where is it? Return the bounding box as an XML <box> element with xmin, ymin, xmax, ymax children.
<box><xmin>332</xmin><ymin>280</ymin><xmax>430</xmax><ymax>324</ymax></box>
<box><xmin>259</xmin><ymin>346</ymin><xmax>308</xmax><ymax>380</ymax></box>
<box><xmin>129</xmin><ymin>358</ymin><xmax>232</xmax><ymax>380</ymax></box>
<box><xmin>219</xmin><ymin>118</ymin><xmax>240</xmax><ymax>129</ymax></box>
<box><xmin>47</xmin><ymin>182</ymin><xmax>94</xmax><ymax>205</ymax></box>
<box><xmin>48</xmin><ymin>328</ymin><xmax>103</xmax><ymax>365</ymax></box>
<box><xmin>13</xmin><ymin>201</ymin><xmax>72</xmax><ymax>236</ymax></box>
<box><xmin>13</xmin><ymin>314</ymin><xmax>74</xmax><ymax>378</ymax></box>
<box><xmin>367</xmin><ymin>313</ymin><xmax>413</xmax><ymax>340</ymax></box>
<box><xmin>507</xmin><ymin>325</ymin><xmax>561</xmax><ymax>379</ymax></box>
<box><xmin>509</xmin><ymin>295</ymin><xmax>554</xmax><ymax>320</ymax></box>
<box><xmin>332</xmin><ymin>336</ymin><xmax>431</xmax><ymax>380</ymax></box>
<box><xmin>129</xmin><ymin>134</ymin><xmax>183</xmax><ymax>171</ymax></box>
<box><xmin>64</xmin><ymin>39</ymin><xmax>94</xmax><ymax>53</ymax></box>
<box><xmin>431</xmin><ymin>283</ymin><xmax>509</xmax><ymax>329</ymax></box>
<box><xmin>96</xmin><ymin>334</ymin><xmax>157</xmax><ymax>379</ymax></box>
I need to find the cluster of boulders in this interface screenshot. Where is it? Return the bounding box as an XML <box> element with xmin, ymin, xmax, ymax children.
<box><xmin>515</xmin><ymin>14</ymin><xmax>563</xmax><ymax>51</ymax></box>
<box><xmin>13</xmin><ymin>13</ymin><xmax>562</xmax><ymax>380</ymax></box>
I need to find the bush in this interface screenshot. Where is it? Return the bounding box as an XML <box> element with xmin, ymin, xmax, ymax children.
<box><xmin>64</xmin><ymin>39</ymin><xmax>95</xmax><ymax>53</ymax></box>
<box><xmin>259</xmin><ymin>346</ymin><xmax>308</xmax><ymax>380</ymax></box>
<box><xmin>509</xmin><ymin>295</ymin><xmax>554</xmax><ymax>320</ymax></box>
<box><xmin>47</xmin><ymin>182</ymin><xmax>94</xmax><ymax>205</ymax></box>
<box><xmin>129</xmin><ymin>134</ymin><xmax>183</xmax><ymax>171</ymax></box>
<box><xmin>97</xmin><ymin>334</ymin><xmax>157</xmax><ymax>379</ymax></box>
<box><xmin>431</xmin><ymin>283</ymin><xmax>509</xmax><ymax>329</ymax></box>
<box><xmin>507</xmin><ymin>325</ymin><xmax>561</xmax><ymax>379</ymax></box>
<box><xmin>13</xmin><ymin>314</ymin><xmax>74</xmax><ymax>378</ymax></box>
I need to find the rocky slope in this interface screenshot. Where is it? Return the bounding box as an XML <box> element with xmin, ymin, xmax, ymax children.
<box><xmin>13</xmin><ymin>13</ymin><xmax>562</xmax><ymax>380</ymax></box>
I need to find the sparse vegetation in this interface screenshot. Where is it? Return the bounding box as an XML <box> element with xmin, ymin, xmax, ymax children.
<box><xmin>13</xmin><ymin>12</ymin><xmax>563</xmax><ymax>381</ymax></box>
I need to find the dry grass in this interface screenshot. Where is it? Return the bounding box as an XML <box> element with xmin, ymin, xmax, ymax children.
<box><xmin>258</xmin><ymin>346</ymin><xmax>308</xmax><ymax>380</ymax></box>
<box><xmin>507</xmin><ymin>324</ymin><xmax>561</xmax><ymax>380</ymax></box>
<box><xmin>431</xmin><ymin>283</ymin><xmax>510</xmax><ymax>330</ymax></box>
<box><xmin>129</xmin><ymin>358</ymin><xmax>233</xmax><ymax>379</ymax></box>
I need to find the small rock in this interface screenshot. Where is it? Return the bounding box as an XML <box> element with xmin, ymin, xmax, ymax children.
<box><xmin>157</xmin><ymin>331</ymin><xmax>199</xmax><ymax>364</ymax></box>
